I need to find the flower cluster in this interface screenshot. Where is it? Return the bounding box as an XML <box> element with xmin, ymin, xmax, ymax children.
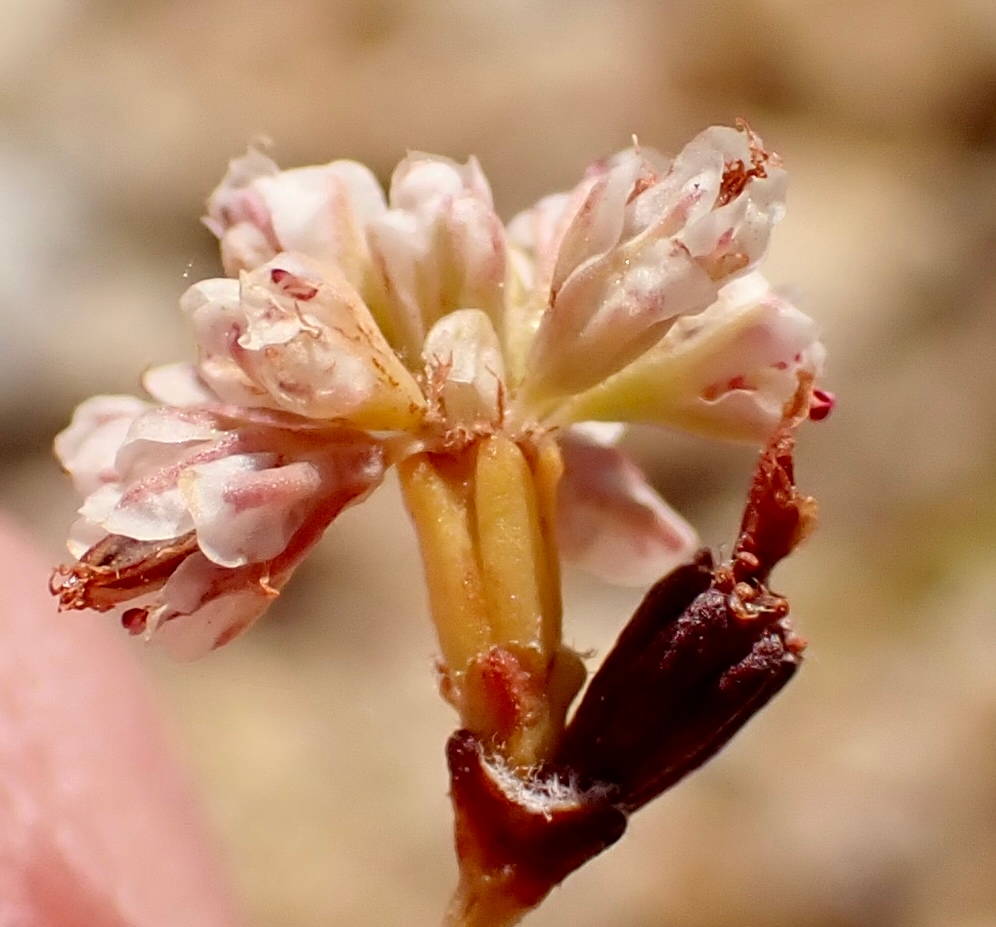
<box><xmin>52</xmin><ymin>123</ymin><xmax>827</xmax><ymax>662</ymax></box>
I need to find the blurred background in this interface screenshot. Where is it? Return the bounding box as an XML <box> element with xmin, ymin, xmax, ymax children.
<box><xmin>2</xmin><ymin>0</ymin><xmax>995</xmax><ymax>924</ymax></box>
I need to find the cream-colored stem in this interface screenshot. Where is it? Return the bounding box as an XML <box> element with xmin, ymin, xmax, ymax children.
<box><xmin>474</xmin><ymin>434</ymin><xmax>549</xmax><ymax>652</ymax></box>
<box><xmin>398</xmin><ymin>436</ymin><xmax>576</xmax><ymax>767</ymax></box>
<box><xmin>397</xmin><ymin>452</ymin><xmax>490</xmax><ymax>673</ymax></box>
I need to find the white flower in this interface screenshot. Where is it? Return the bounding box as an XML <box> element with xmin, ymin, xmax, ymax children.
<box><xmin>512</xmin><ymin>124</ymin><xmax>787</xmax><ymax>405</ymax></box>
<box><xmin>53</xmin><ymin>124</ymin><xmax>828</xmax><ymax>656</ymax></box>
<box><xmin>53</xmin><ymin>396</ymin><xmax>383</xmax><ymax>658</ymax></box>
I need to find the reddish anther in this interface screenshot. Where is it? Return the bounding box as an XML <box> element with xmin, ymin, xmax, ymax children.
<box><xmin>121</xmin><ymin>608</ymin><xmax>148</xmax><ymax>635</ymax></box>
<box><xmin>808</xmin><ymin>388</ymin><xmax>835</xmax><ymax>421</ymax></box>
<box><xmin>269</xmin><ymin>267</ymin><xmax>319</xmax><ymax>301</ymax></box>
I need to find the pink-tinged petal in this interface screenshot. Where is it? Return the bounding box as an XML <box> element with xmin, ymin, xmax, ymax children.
<box><xmin>113</xmin><ymin>408</ymin><xmax>233</xmax><ymax>488</ymax></box>
<box><xmin>148</xmin><ymin>557</ymin><xmax>279</xmax><ymax>661</ymax></box>
<box><xmin>367</xmin><ymin>154</ymin><xmax>507</xmax><ymax>358</ymax></box>
<box><xmin>526</xmin><ymin>236</ymin><xmax>718</xmax><ymax>401</ymax></box>
<box><xmin>204</xmin><ymin>148</ymin><xmax>280</xmax><ymax>229</ymax></box>
<box><xmin>504</xmin><ymin>186</ymin><xmax>596</xmax><ymax>383</ymax></box>
<box><xmin>547</xmin><ymin>155</ymin><xmax>644</xmax><ymax>298</ymax></box>
<box><xmin>120</xmin><ymin>406</ymin><xmax>227</xmax><ymax>452</ymax></box>
<box><xmin>557</xmin><ymin>272</ymin><xmax>826</xmax><ymax>443</ymax></box>
<box><xmin>388</xmin><ymin>152</ymin><xmax>493</xmax><ymax>210</ymax></box>
<box><xmin>151</xmin><ymin>451</ymin><xmax>382</xmax><ymax>659</ymax></box>
<box><xmin>102</xmin><ymin>483</ymin><xmax>194</xmax><ymax>543</ymax></box>
<box><xmin>620</xmin><ymin>146</ymin><xmax>720</xmax><ymax>241</ymax></box>
<box><xmin>443</xmin><ymin>193</ymin><xmax>508</xmax><ymax>316</ymax></box>
<box><xmin>506</xmin><ymin>190</ymin><xmax>585</xmax><ymax>294</ymax></box>
<box><xmin>179</xmin><ymin>453</ymin><xmax>300</xmax><ymax>567</ymax></box>
<box><xmin>181</xmin><ymin>430</ymin><xmax>383</xmax><ymax>568</ymax></box>
<box><xmin>506</xmin><ymin>142</ymin><xmax>669</xmax><ymax>295</ymax></box>
<box><xmin>234</xmin><ymin>255</ymin><xmax>426</xmax><ymax>429</ymax></box>
<box><xmin>204</xmin><ymin>148</ymin><xmax>282</xmax><ymax>275</ymax></box>
<box><xmin>365</xmin><ymin>209</ymin><xmax>425</xmax><ymax>357</ymax></box>
<box><xmin>219</xmin><ymin>221</ymin><xmax>280</xmax><ymax>277</ymax></box>
<box><xmin>422</xmin><ymin>309</ymin><xmax>506</xmax><ymax>430</ymax></box>
<box><xmin>54</xmin><ymin>396</ymin><xmax>149</xmax><ymax>495</ymax></box>
<box><xmin>142</xmin><ymin>363</ymin><xmax>219</xmax><ymax>407</ymax></box>
<box><xmin>180</xmin><ymin>277</ymin><xmax>270</xmax><ymax>407</ymax></box>
<box><xmin>521</xmin><ymin>125</ymin><xmax>787</xmax><ymax>406</ymax></box>
<box><xmin>67</xmin><ymin>484</ymin><xmax>124</xmax><ymax>558</ymax></box>
<box><xmin>103</xmin><ymin>429</ymin><xmax>250</xmax><ymax>542</ymax></box>
<box><xmin>557</xmin><ymin>429</ymin><xmax>698</xmax><ymax>586</ymax></box>
<box><xmin>252</xmin><ymin>160</ymin><xmax>386</xmax><ymax>288</ymax></box>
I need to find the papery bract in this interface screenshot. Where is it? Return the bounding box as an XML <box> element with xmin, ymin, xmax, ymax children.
<box><xmin>55</xmin><ymin>395</ymin><xmax>150</xmax><ymax>496</ymax></box>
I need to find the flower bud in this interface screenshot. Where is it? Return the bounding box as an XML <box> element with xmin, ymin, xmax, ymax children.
<box><xmin>367</xmin><ymin>153</ymin><xmax>507</xmax><ymax>360</ymax></box>
<box><xmin>422</xmin><ymin>309</ymin><xmax>505</xmax><ymax>430</ymax></box>
<box><xmin>205</xmin><ymin>148</ymin><xmax>386</xmax><ymax>286</ymax></box>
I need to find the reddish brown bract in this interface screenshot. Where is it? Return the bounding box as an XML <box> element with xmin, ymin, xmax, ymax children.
<box><xmin>49</xmin><ymin>532</ymin><xmax>199</xmax><ymax>613</ymax></box>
